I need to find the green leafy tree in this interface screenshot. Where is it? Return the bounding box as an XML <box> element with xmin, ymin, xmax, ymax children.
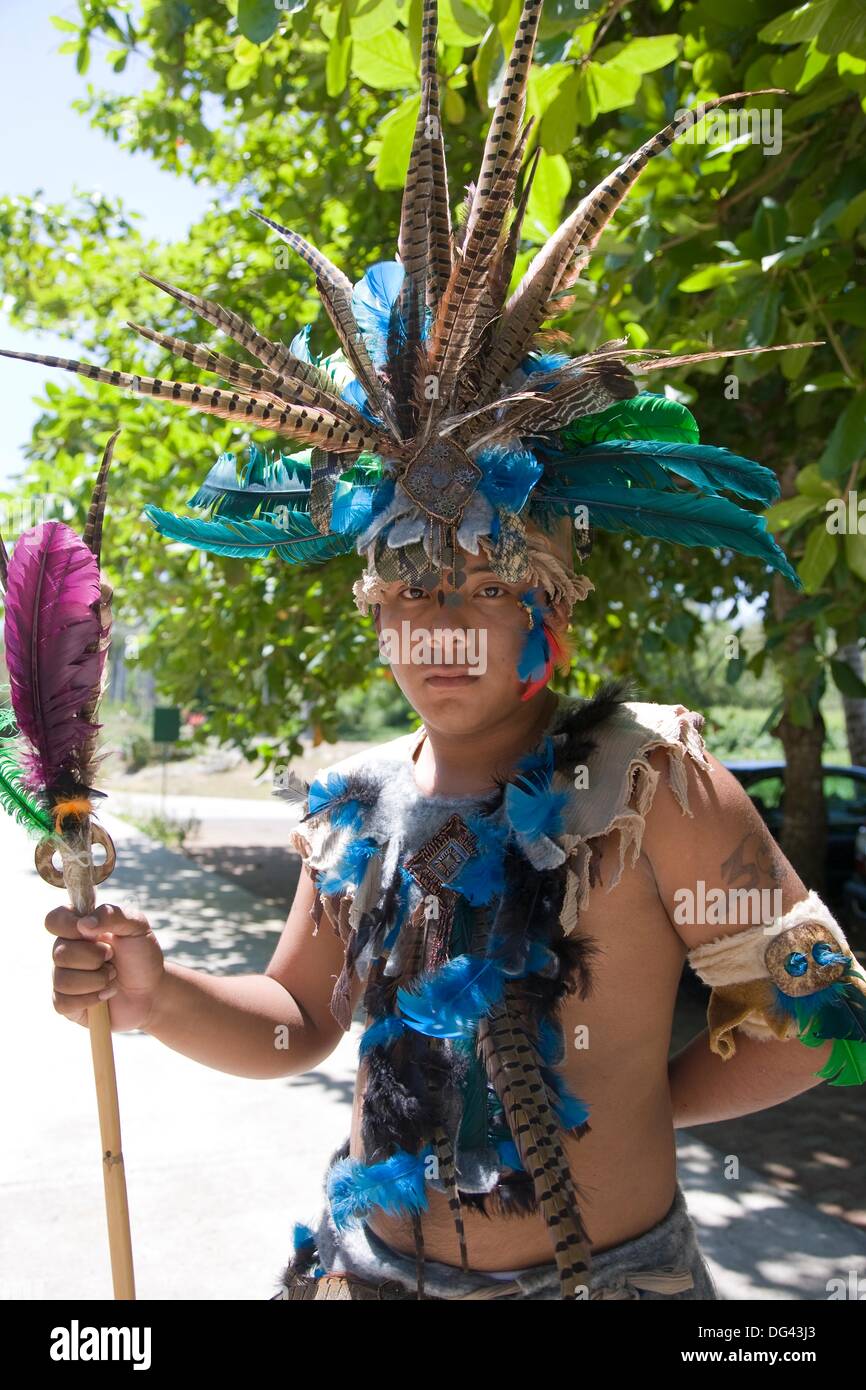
<box><xmin>2</xmin><ymin>0</ymin><xmax>864</xmax><ymax>884</ymax></box>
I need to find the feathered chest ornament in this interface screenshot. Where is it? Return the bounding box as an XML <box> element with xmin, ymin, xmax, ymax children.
<box><xmin>280</xmin><ymin>681</ymin><xmax>630</xmax><ymax>1300</ymax></box>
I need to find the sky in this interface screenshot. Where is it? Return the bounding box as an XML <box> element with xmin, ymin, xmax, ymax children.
<box><xmin>0</xmin><ymin>0</ymin><xmax>213</xmax><ymax>488</ymax></box>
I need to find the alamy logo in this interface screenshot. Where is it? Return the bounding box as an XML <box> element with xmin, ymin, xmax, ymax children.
<box><xmin>377</xmin><ymin>621</ymin><xmax>487</xmax><ymax>672</ymax></box>
<box><xmin>50</xmin><ymin>1321</ymin><xmax>152</xmax><ymax>1370</ymax></box>
<box><xmin>673</xmin><ymin>105</ymin><xmax>783</xmax><ymax>156</ymax></box>
<box><xmin>673</xmin><ymin>883</ymin><xmax>784</xmax><ymax>926</ymax></box>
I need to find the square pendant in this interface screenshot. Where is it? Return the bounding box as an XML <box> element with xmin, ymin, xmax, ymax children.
<box><xmin>405</xmin><ymin>814</ymin><xmax>478</xmax><ymax>894</ymax></box>
<box><xmin>400</xmin><ymin>440</ymin><xmax>482</xmax><ymax>525</ymax></box>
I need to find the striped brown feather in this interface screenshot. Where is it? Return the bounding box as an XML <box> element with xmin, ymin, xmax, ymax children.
<box><xmin>430</xmin><ymin>1122</ymin><xmax>470</xmax><ymax>1272</ymax></box>
<box><xmin>0</xmin><ymin>349</ymin><xmax>374</xmax><ymax>451</ymax></box>
<box><xmin>479</xmin><ymin>90</ymin><xmax>785</xmax><ymax>399</ymax></box>
<box><xmin>399</xmin><ymin>0</ymin><xmax>451</xmax><ymax>312</ymax></box>
<box><xmin>251</xmin><ymin>212</ymin><xmax>398</xmax><ymax>431</ymax></box>
<box><xmin>427</xmin><ymin>132</ymin><xmax>530</xmax><ymax>407</ymax></box>
<box><xmin>127</xmin><ymin>320</ymin><xmax>385</xmax><ymax>438</ymax></box>
<box><xmin>477</xmin><ymin>1000</ymin><xmax>592</xmax><ymax>1299</ymax></box>
<box><xmin>461</xmin><ymin>0</ymin><xmax>543</xmax><ymax>248</ymax></box>
<box><xmin>139</xmin><ymin>272</ymin><xmax>339</xmax><ymax>394</ymax></box>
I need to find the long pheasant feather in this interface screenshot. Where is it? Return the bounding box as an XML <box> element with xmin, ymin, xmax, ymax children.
<box><xmin>126</xmin><ymin>320</ymin><xmax>380</xmax><ymax>436</ymax></box>
<box><xmin>478</xmin><ymin>1000</ymin><xmax>591</xmax><ymax>1299</ymax></box>
<box><xmin>139</xmin><ymin>272</ymin><xmax>346</xmax><ymax>398</ymax></box>
<box><xmin>461</xmin><ymin>0</ymin><xmax>543</xmax><ymax>247</ymax></box>
<box><xmin>479</xmin><ymin>90</ymin><xmax>785</xmax><ymax>398</ymax></box>
<box><xmin>399</xmin><ymin>0</ymin><xmax>451</xmax><ymax>311</ymax></box>
<box><xmin>0</xmin><ymin>349</ymin><xmax>376</xmax><ymax>453</ymax></box>
<box><xmin>250</xmin><ymin>213</ymin><xmax>397</xmax><ymax>430</ymax></box>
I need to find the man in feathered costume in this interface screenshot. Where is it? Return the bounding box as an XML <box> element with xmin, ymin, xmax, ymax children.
<box><xmin>31</xmin><ymin>0</ymin><xmax>866</xmax><ymax>1302</ymax></box>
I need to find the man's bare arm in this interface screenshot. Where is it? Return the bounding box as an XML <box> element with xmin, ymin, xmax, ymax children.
<box><xmin>144</xmin><ymin>867</ymin><xmax>361</xmax><ymax>1079</ymax></box>
<box><xmin>641</xmin><ymin>744</ymin><xmax>833</xmax><ymax>1124</ymax></box>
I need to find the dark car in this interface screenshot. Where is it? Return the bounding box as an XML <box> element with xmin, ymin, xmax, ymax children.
<box><xmin>844</xmin><ymin>824</ymin><xmax>866</xmax><ymax>941</ymax></box>
<box><xmin>723</xmin><ymin>760</ymin><xmax>866</xmax><ymax>938</ymax></box>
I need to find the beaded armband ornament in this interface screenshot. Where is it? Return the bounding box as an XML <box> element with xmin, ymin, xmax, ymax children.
<box><xmin>687</xmin><ymin>891</ymin><xmax>866</xmax><ymax>1087</ymax></box>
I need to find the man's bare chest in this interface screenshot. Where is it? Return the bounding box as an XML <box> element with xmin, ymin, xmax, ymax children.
<box><xmin>554</xmin><ymin>836</ymin><xmax>686</xmax><ymax>1075</ymax></box>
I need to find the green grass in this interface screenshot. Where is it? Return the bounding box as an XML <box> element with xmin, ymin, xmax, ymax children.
<box><xmin>124</xmin><ymin>811</ymin><xmax>201</xmax><ymax>849</ymax></box>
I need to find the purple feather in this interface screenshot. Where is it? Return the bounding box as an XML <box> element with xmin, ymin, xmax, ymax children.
<box><xmin>4</xmin><ymin>521</ymin><xmax>104</xmax><ymax>794</ymax></box>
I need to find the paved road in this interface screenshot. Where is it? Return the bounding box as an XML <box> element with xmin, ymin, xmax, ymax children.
<box><xmin>1</xmin><ymin>805</ymin><xmax>864</xmax><ymax>1300</ymax></box>
<box><xmin>100</xmin><ymin>788</ymin><xmax>304</xmax><ymax>824</ymax></box>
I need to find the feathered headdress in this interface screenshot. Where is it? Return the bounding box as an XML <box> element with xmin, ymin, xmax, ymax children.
<box><xmin>1</xmin><ymin>0</ymin><xmax>816</xmax><ymax>608</ymax></box>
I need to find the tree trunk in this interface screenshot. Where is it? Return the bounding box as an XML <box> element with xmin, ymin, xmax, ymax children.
<box><xmin>771</xmin><ymin>704</ymin><xmax>827</xmax><ymax>892</ymax></box>
<box><xmin>836</xmin><ymin>640</ymin><xmax>866</xmax><ymax>767</ymax></box>
<box><xmin>769</xmin><ymin>459</ymin><xmax>827</xmax><ymax>892</ymax></box>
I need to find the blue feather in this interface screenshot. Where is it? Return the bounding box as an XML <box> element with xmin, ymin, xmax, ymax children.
<box><xmin>397</xmin><ymin>954</ymin><xmax>506</xmax><ymax>1038</ymax></box>
<box><xmin>545</xmin><ymin>1074</ymin><xmax>591</xmax><ymax>1131</ymax></box>
<box><xmin>340</xmin><ymin>376</ymin><xmax>386</xmax><ymax>428</ymax></box>
<box><xmin>476</xmin><ymin>446</ymin><xmax>544</xmax><ymax>513</ymax></box>
<box><xmin>291</xmin><ymin>1222</ymin><xmax>317</xmax><ymax>1257</ymax></box>
<box><xmin>358</xmin><ymin>1015</ymin><xmax>407</xmax><ymax>1057</ymax></box>
<box><xmin>548</xmin><ymin>440</ymin><xmax>781</xmax><ymax>506</ymax></box>
<box><xmin>351</xmin><ymin>261</ymin><xmax>406</xmax><ymax>367</ymax></box>
<box><xmin>441</xmin><ymin>812</ymin><xmax>508</xmax><ymax>905</ymax></box>
<box><xmin>306</xmin><ymin>771</ymin><xmax>367</xmax><ymax>830</ymax></box>
<box><xmin>378</xmin><ymin>867</ymin><xmax>415</xmax><ymax>953</ymax></box>
<box><xmin>318</xmin><ymin>835</ymin><xmax>379</xmax><ymax>895</ymax></box>
<box><xmin>495</xmin><ymin>1137</ymin><xmax>524</xmax><ymax>1171</ymax></box>
<box><xmin>515</xmin><ymin>592</ymin><xmax>551</xmax><ymax>685</ymax></box>
<box><xmin>773</xmin><ymin>979</ymin><xmax>866</xmax><ymax>1040</ymax></box>
<box><xmin>326</xmin><ymin>1146</ymin><xmax>433</xmax><ymax>1229</ymax></box>
<box><xmin>187</xmin><ymin>443</ymin><xmax>312</xmax><ymax>518</ymax></box>
<box><xmin>329</xmin><ymin>482</ymin><xmax>380</xmax><ymax>536</ymax></box>
<box><xmin>520</xmin><ymin>938</ymin><xmax>560</xmax><ymax>977</ymax></box>
<box><xmin>290</xmin><ymin>324</ymin><xmax>314</xmax><ymax>362</ymax></box>
<box><xmin>504</xmin><ymin>737</ymin><xmax>568</xmax><ymax>841</ymax></box>
<box><xmin>537</xmin><ymin>1015</ymin><xmax>565</xmax><ymax>1066</ymax></box>
<box><xmin>521</xmin><ymin>352</ymin><xmax>571</xmax><ymax>379</ymax></box>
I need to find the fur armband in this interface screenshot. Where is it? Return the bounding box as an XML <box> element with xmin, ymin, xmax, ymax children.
<box><xmin>686</xmin><ymin>891</ymin><xmax>866</xmax><ymax>1086</ymax></box>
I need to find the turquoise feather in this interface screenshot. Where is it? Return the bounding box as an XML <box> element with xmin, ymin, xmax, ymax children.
<box><xmin>143</xmin><ymin>504</ymin><xmax>356</xmax><ymax>565</ymax></box>
<box><xmin>550</xmin><ymin>440</ymin><xmax>781</xmax><ymax>506</ymax></box>
<box><xmin>535</xmin><ymin>481</ymin><xmax>802</xmax><ymax>587</ymax></box>
<box><xmin>449</xmin><ymin>898</ymin><xmax>489</xmax><ymax>1151</ymax></box>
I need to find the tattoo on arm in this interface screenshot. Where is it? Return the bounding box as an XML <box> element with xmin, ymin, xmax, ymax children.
<box><xmin>720</xmin><ymin>829</ymin><xmax>784</xmax><ymax>891</ymax></box>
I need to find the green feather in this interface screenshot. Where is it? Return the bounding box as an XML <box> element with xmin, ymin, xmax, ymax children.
<box><xmin>0</xmin><ymin>728</ymin><xmax>57</xmax><ymax>839</ymax></box>
<box><xmin>143</xmin><ymin>504</ymin><xmax>356</xmax><ymax>565</ymax></box>
<box><xmin>561</xmin><ymin>393</ymin><xmax>700</xmax><ymax>447</ymax></box>
<box><xmin>537</xmin><ymin>481</ymin><xmax>802</xmax><ymax>587</ymax></box>
<box><xmin>799</xmin><ymin>1018</ymin><xmax>866</xmax><ymax>1087</ymax></box>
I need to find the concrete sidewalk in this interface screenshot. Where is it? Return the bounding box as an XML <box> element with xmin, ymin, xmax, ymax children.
<box><xmin>1</xmin><ymin>807</ymin><xmax>864</xmax><ymax>1301</ymax></box>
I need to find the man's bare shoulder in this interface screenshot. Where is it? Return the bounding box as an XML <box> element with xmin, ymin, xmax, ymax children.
<box><xmin>308</xmin><ymin>727</ymin><xmax>420</xmax><ymax>782</ymax></box>
<box><xmin>640</xmin><ymin>740</ymin><xmax>809</xmax><ymax>950</ymax></box>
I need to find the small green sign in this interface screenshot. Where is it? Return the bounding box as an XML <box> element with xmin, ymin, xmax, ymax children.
<box><xmin>152</xmin><ymin>706</ymin><xmax>181</xmax><ymax>743</ymax></box>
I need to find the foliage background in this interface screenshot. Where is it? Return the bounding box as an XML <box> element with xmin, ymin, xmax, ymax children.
<box><xmin>0</xmin><ymin>0</ymin><xmax>864</xmax><ymax>874</ymax></box>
